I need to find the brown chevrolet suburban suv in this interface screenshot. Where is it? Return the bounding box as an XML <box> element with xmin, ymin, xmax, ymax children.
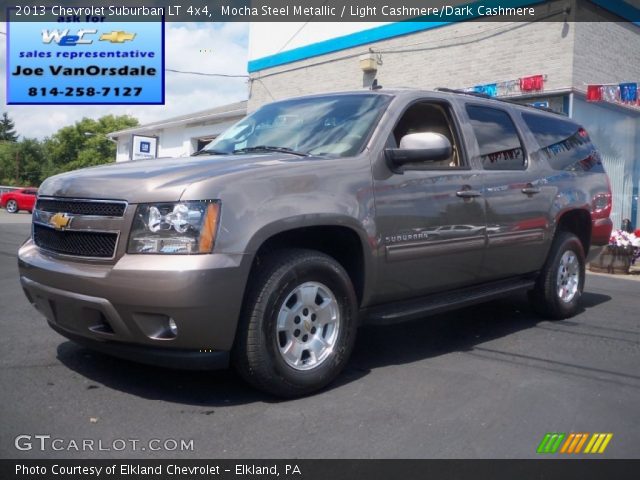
<box><xmin>18</xmin><ymin>89</ymin><xmax>613</xmax><ymax>397</ymax></box>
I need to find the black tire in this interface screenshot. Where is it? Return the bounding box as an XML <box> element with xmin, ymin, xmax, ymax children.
<box><xmin>233</xmin><ymin>249</ymin><xmax>358</xmax><ymax>397</ymax></box>
<box><xmin>529</xmin><ymin>232</ymin><xmax>585</xmax><ymax>320</ymax></box>
<box><xmin>6</xmin><ymin>200</ymin><xmax>18</xmax><ymax>213</ymax></box>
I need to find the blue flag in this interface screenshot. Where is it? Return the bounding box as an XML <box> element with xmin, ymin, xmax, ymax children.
<box><xmin>619</xmin><ymin>83</ymin><xmax>637</xmax><ymax>102</ymax></box>
<box><xmin>474</xmin><ymin>83</ymin><xmax>498</xmax><ymax>97</ymax></box>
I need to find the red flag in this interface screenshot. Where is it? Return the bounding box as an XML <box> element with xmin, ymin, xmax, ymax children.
<box><xmin>586</xmin><ymin>85</ymin><xmax>603</xmax><ymax>102</ymax></box>
<box><xmin>520</xmin><ymin>75</ymin><xmax>544</xmax><ymax>91</ymax></box>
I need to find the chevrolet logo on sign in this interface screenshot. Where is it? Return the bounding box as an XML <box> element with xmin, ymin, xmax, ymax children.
<box><xmin>49</xmin><ymin>213</ymin><xmax>73</xmax><ymax>231</ymax></box>
<box><xmin>99</xmin><ymin>31</ymin><xmax>136</xmax><ymax>43</ymax></box>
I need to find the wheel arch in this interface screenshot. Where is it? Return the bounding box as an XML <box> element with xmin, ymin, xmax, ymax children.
<box><xmin>554</xmin><ymin>208</ymin><xmax>592</xmax><ymax>256</ymax></box>
<box><xmin>244</xmin><ymin>220</ymin><xmax>373</xmax><ymax>308</ymax></box>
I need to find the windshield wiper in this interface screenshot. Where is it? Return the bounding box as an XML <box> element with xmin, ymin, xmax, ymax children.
<box><xmin>191</xmin><ymin>149</ymin><xmax>229</xmax><ymax>156</ymax></box>
<box><xmin>232</xmin><ymin>146</ymin><xmax>309</xmax><ymax>157</ymax></box>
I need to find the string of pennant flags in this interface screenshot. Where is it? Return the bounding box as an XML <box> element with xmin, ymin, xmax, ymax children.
<box><xmin>586</xmin><ymin>82</ymin><xmax>640</xmax><ymax>105</ymax></box>
<box><xmin>462</xmin><ymin>74</ymin><xmax>547</xmax><ymax>97</ymax></box>
<box><xmin>461</xmin><ymin>75</ymin><xmax>640</xmax><ymax>109</ymax></box>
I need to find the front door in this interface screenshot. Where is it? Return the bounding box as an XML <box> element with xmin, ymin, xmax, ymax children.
<box><xmin>372</xmin><ymin>100</ymin><xmax>486</xmax><ymax>303</ymax></box>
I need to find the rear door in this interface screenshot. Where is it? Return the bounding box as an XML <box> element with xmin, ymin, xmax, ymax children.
<box><xmin>462</xmin><ymin>103</ymin><xmax>554</xmax><ymax>280</ymax></box>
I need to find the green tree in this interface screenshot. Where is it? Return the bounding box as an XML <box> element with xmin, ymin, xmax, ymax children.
<box><xmin>0</xmin><ymin>114</ymin><xmax>138</xmax><ymax>186</ymax></box>
<box><xmin>0</xmin><ymin>142</ymin><xmax>18</xmax><ymax>184</ymax></box>
<box><xmin>0</xmin><ymin>112</ymin><xmax>18</xmax><ymax>142</ymax></box>
<box><xmin>17</xmin><ymin>139</ymin><xmax>47</xmax><ymax>186</ymax></box>
<box><xmin>0</xmin><ymin>139</ymin><xmax>47</xmax><ymax>186</ymax></box>
<box><xmin>44</xmin><ymin>114</ymin><xmax>138</xmax><ymax>174</ymax></box>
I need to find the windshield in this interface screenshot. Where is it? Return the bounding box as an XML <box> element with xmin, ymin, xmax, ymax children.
<box><xmin>201</xmin><ymin>94</ymin><xmax>390</xmax><ymax>157</ymax></box>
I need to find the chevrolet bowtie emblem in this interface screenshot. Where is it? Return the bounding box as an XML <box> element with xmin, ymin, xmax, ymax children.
<box><xmin>99</xmin><ymin>31</ymin><xmax>136</xmax><ymax>43</ymax></box>
<box><xmin>49</xmin><ymin>213</ymin><xmax>72</xmax><ymax>231</ymax></box>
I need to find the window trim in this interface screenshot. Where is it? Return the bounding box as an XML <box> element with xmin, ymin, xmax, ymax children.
<box><xmin>388</xmin><ymin>98</ymin><xmax>471</xmax><ymax>171</ymax></box>
<box><xmin>464</xmin><ymin>102</ymin><xmax>529</xmax><ymax>171</ymax></box>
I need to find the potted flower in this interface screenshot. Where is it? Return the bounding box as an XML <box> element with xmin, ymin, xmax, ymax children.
<box><xmin>590</xmin><ymin>229</ymin><xmax>640</xmax><ymax>274</ymax></box>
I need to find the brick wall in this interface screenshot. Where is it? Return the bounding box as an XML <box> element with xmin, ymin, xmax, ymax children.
<box><xmin>572</xmin><ymin>1</ymin><xmax>640</xmax><ymax>89</ymax></box>
<box><xmin>247</xmin><ymin>2</ymin><xmax>640</xmax><ymax>110</ymax></box>
<box><xmin>248</xmin><ymin>17</ymin><xmax>575</xmax><ymax>109</ymax></box>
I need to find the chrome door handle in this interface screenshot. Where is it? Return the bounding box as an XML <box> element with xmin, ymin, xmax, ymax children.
<box><xmin>521</xmin><ymin>185</ymin><xmax>541</xmax><ymax>195</ymax></box>
<box><xmin>456</xmin><ymin>190</ymin><xmax>482</xmax><ymax>198</ymax></box>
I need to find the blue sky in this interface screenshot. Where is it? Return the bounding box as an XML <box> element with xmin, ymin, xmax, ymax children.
<box><xmin>0</xmin><ymin>22</ymin><xmax>250</xmax><ymax>138</ymax></box>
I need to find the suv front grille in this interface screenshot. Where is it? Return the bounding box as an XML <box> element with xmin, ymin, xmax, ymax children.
<box><xmin>36</xmin><ymin>199</ymin><xmax>126</xmax><ymax>217</ymax></box>
<box><xmin>33</xmin><ymin>224</ymin><xmax>118</xmax><ymax>258</ymax></box>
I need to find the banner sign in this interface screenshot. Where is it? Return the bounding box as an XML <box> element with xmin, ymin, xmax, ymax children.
<box><xmin>1</xmin><ymin>459</ymin><xmax>638</xmax><ymax>480</ymax></box>
<box><xmin>7</xmin><ymin>12</ymin><xmax>164</xmax><ymax>105</ymax></box>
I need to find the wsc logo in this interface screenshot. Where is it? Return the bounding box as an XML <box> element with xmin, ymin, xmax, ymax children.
<box><xmin>41</xmin><ymin>30</ymin><xmax>135</xmax><ymax>46</ymax></box>
<box><xmin>536</xmin><ymin>432</ymin><xmax>613</xmax><ymax>454</ymax></box>
<box><xmin>42</xmin><ymin>29</ymin><xmax>97</xmax><ymax>46</ymax></box>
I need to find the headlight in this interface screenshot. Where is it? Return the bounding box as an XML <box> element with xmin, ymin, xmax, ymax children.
<box><xmin>128</xmin><ymin>201</ymin><xmax>220</xmax><ymax>254</ymax></box>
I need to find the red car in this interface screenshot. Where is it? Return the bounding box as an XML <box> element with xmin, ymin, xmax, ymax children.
<box><xmin>1</xmin><ymin>187</ymin><xmax>37</xmax><ymax>213</ymax></box>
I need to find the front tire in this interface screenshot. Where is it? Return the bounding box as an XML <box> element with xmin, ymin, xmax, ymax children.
<box><xmin>5</xmin><ymin>200</ymin><xmax>18</xmax><ymax>213</ymax></box>
<box><xmin>530</xmin><ymin>232</ymin><xmax>585</xmax><ymax>319</ymax></box>
<box><xmin>233</xmin><ymin>249</ymin><xmax>358</xmax><ymax>397</ymax></box>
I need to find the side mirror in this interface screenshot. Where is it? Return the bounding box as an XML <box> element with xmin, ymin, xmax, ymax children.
<box><xmin>385</xmin><ymin>132</ymin><xmax>452</xmax><ymax>170</ymax></box>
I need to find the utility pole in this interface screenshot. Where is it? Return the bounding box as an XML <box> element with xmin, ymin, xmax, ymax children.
<box><xmin>15</xmin><ymin>149</ymin><xmax>19</xmax><ymax>185</ymax></box>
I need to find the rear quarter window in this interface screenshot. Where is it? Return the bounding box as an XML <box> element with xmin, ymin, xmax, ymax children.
<box><xmin>521</xmin><ymin>112</ymin><xmax>601</xmax><ymax>171</ymax></box>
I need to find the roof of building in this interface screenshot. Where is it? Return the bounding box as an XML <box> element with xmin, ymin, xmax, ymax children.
<box><xmin>108</xmin><ymin>100</ymin><xmax>247</xmax><ymax>138</ymax></box>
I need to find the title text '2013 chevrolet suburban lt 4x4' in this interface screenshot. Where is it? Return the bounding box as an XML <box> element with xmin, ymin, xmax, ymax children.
<box><xmin>18</xmin><ymin>90</ymin><xmax>613</xmax><ymax>397</ymax></box>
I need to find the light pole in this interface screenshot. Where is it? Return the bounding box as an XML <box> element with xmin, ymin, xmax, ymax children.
<box><xmin>83</xmin><ymin>132</ymin><xmax>118</xmax><ymax>144</ymax></box>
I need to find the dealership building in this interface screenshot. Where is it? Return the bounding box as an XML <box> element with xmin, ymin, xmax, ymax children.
<box><xmin>108</xmin><ymin>101</ymin><xmax>246</xmax><ymax>161</ymax></box>
<box><xmin>110</xmin><ymin>0</ymin><xmax>640</xmax><ymax>229</ymax></box>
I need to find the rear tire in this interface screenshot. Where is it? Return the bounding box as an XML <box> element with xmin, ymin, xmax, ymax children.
<box><xmin>233</xmin><ymin>249</ymin><xmax>358</xmax><ymax>397</ymax></box>
<box><xmin>6</xmin><ymin>200</ymin><xmax>18</xmax><ymax>213</ymax></box>
<box><xmin>529</xmin><ymin>232</ymin><xmax>585</xmax><ymax>320</ymax></box>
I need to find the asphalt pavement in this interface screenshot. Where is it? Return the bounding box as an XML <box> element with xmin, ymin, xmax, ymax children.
<box><xmin>1</xmin><ymin>210</ymin><xmax>639</xmax><ymax>459</ymax></box>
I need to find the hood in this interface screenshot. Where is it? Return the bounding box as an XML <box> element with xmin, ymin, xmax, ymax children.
<box><xmin>38</xmin><ymin>154</ymin><xmax>302</xmax><ymax>203</ymax></box>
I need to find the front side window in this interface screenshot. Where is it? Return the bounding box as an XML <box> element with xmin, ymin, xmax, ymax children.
<box><xmin>201</xmin><ymin>94</ymin><xmax>391</xmax><ymax>158</ymax></box>
<box><xmin>390</xmin><ymin>101</ymin><xmax>464</xmax><ymax>168</ymax></box>
<box><xmin>466</xmin><ymin>105</ymin><xmax>526</xmax><ymax>170</ymax></box>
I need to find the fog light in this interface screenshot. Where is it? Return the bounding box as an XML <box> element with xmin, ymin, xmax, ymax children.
<box><xmin>168</xmin><ymin>318</ymin><xmax>178</xmax><ymax>336</ymax></box>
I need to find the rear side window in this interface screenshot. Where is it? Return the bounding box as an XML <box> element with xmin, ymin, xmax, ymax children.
<box><xmin>466</xmin><ymin>105</ymin><xmax>526</xmax><ymax>170</ymax></box>
<box><xmin>521</xmin><ymin>112</ymin><xmax>599</xmax><ymax>171</ymax></box>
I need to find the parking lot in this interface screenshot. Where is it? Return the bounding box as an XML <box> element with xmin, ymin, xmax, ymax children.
<box><xmin>1</xmin><ymin>209</ymin><xmax>639</xmax><ymax>459</ymax></box>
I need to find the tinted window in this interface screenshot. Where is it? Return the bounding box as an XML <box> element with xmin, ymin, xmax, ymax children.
<box><xmin>466</xmin><ymin>105</ymin><xmax>526</xmax><ymax>170</ymax></box>
<box><xmin>522</xmin><ymin>112</ymin><xmax>600</xmax><ymax>171</ymax></box>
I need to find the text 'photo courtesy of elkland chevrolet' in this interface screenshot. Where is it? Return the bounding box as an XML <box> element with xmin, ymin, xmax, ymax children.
<box><xmin>18</xmin><ymin>89</ymin><xmax>613</xmax><ymax>397</ymax></box>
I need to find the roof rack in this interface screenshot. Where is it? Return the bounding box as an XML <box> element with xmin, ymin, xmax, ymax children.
<box><xmin>434</xmin><ymin>87</ymin><xmax>566</xmax><ymax>116</ymax></box>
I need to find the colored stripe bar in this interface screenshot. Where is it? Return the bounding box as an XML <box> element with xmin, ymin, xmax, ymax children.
<box><xmin>598</xmin><ymin>434</ymin><xmax>613</xmax><ymax>453</ymax></box>
<box><xmin>584</xmin><ymin>433</ymin><xmax>613</xmax><ymax>454</ymax></box>
<box><xmin>537</xmin><ymin>433</ymin><xmax>553</xmax><ymax>454</ymax></box>
<box><xmin>584</xmin><ymin>434</ymin><xmax>599</xmax><ymax>453</ymax></box>
<box><xmin>538</xmin><ymin>433</ymin><xmax>567</xmax><ymax>454</ymax></box>
<box><xmin>574</xmin><ymin>433</ymin><xmax>589</xmax><ymax>454</ymax></box>
<box><xmin>549</xmin><ymin>433</ymin><xmax>566</xmax><ymax>453</ymax></box>
<box><xmin>590</xmin><ymin>434</ymin><xmax>606</xmax><ymax>453</ymax></box>
<box><xmin>560</xmin><ymin>434</ymin><xmax>575</xmax><ymax>454</ymax></box>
